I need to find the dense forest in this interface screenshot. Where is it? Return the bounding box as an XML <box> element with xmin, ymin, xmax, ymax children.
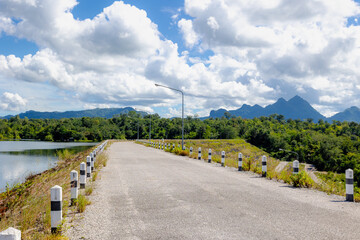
<box><xmin>1</xmin><ymin>111</ymin><xmax>360</xmax><ymax>185</ymax></box>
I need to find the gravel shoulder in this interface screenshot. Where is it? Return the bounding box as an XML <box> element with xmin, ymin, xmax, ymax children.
<box><xmin>66</xmin><ymin>142</ymin><xmax>360</xmax><ymax>240</ymax></box>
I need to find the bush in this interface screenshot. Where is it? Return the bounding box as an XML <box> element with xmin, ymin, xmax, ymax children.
<box><xmin>290</xmin><ymin>171</ymin><xmax>314</xmax><ymax>188</ymax></box>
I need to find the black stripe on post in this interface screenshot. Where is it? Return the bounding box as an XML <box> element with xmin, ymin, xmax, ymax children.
<box><xmin>346</xmin><ymin>194</ymin><xmax>354</xmax><ymax>202</ymax></box>
<box><xmin>71</xmin><ymin>180</ymin><xmax>78</xmax><ymax>188</ymax></box>
<box><xmin>346</xmin><ymin>179</ymin><xmax>354</xmax><ymax>184</ymax></box>
<box><xmin>80</xmin><ymin>183</ymin><xmax>85</xmax><ymax>189</ymax></box>
<box><xmin>80</xmin><ymin>170</ymin><xmax>85</xmax><ymax>175</ymax></box>
<box><xmin>51</xmin><ymin>201</ymin><xmax>62</xmax><ymax>211</ymax></box>
<box><xmin>262</xmin><ymin>161</ymin><xmax>267</xmax><ymax>165</ymax></box>
<box><xmin>87</xmin><ymin>173</ymin><xmax>90</xmax><ymax>177</ymax></box>
<box><xmin>87</xmin><ymin>162</ymin><xmax>90</xmax><ymax>166</ymax></box>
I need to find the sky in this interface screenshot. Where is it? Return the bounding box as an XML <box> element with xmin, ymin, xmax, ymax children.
<box><xmin>0</xmin><ymin>0</ymin><xmax>360</xmax><ymax>118</ymax></box>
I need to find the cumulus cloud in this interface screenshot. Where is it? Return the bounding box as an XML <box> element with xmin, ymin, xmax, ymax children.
<box><xmin>180</xmin><ymin>0</ymin><xmax>360</xmax><ymax>114</ymax></box>
<box><xmin>0</xmin><ymin>0</ymin><xmax>166</xmax><ymax>108</ymax></box>
<box><xmin>0</xmin><ymin>92</ymin><xmax>27</xmax><ymax>111</ymax></box>
<box><xmin>178</xmin><ymin>19</ymin><xmax>200</xmax><ymax>48</ymax></box>
<box><xmin>0</xmin><ymin>0</ymin><xmax>360</xmax><ymax>117</ymax></box>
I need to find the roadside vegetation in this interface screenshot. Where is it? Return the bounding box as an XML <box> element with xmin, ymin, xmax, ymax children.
<box><xmin>1</xmin><ymin>110</ymin><xmax>360</xmax><ymax>194</ymax></box>
<box><xmin>0</xmin><ymin>142</ymin><xmax>110</xmax><ymax>239</ymax></box>
<box><xmin>1</xmin><ymin>112</ymin><xmax>360</xmax><ymax>188</ymax></box>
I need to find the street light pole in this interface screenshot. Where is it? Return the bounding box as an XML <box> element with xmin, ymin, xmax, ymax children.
<box><xmin>155</xmin><ymin>83</ymin><xmax>184</xmax><ymax>150</ymax></box>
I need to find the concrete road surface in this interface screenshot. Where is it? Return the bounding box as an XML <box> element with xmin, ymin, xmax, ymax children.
<box><xmin>66</xmin><ymin>142</ymin><xmax>360</xmax><ymax>240</ymax></box>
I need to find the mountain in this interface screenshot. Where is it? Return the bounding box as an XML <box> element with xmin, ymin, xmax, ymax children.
<box><xmin>264</xmin><ymin>95</ymin><xmax>325</xmax><ymax>120</ymax></box>
<box><xmin>1</xmin><ymin>107</ymin><xmax>146</xmax><ymax>119</ymax></box>
<box><xmin>329</xmin><ymin>106</ymin><xmax>360</xmax><ymax>122</ymax></box>
<box><xmin>208</xmin><ymin>96</ymin><xmax>326</xmax><ymax>121</ymax></box>
<box><xmin>208</xmin><ymin>109</ymin><xmax>228</xmax><ymax>118</ymax></box>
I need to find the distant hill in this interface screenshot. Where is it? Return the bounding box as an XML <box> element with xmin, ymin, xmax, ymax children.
<box><xmin>208</xmin><ymin>96</ymin><xmax>326</xmax><ymax>121</ymax></box>
<box><xmin>1</xmin><ymin>107</ymin><xmax>146</xmax><ymax>119</ymax></box>
<box><xmin>328</xmin><ymin>106</ymin><xmax>360</xmax><ymax>122</ymax></box>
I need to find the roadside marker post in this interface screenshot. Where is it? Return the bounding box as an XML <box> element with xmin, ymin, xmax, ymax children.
<box><xmin>346</xmin><ymin>169</ymin><xmax>354</xmax><ymax>202</ymax></box>
<box><xmin>51</xmin><ymin>185</ymin><xmax>62</xmax><ymax>234</ymax></box>
<box><xmin>238</xmin><ymin>153</ymin><xmax>243</xmax><ymax>171</ymax></box>
<box><xmin>208</xmin><ymin>149</ymin><xmax>212</xmax><ymax>163</ymax></box>
<box><xmin>93</xmin><ymin>150</ymin><xmax>96</xmax><ymax>163</ymax></box>
<box><xmin>70</xmin><ymin>170</ymin><xmax>78</xmax><ymax>205</ymax></box>
<box><xmin>80</xmin><ymin>162</ymin><xmax>86</xmax><ymax>189</ymax></box>
<box><xmin>293</xmin><ymin>160</ymin><xmax>299</xmax><ymax>174</ymax></box>
<box><xmin>90</xmin><ymin>152</ymin><xmax>94</xmax><ymax>171</ymax></box>
<box><xmin>221</xmin><ymin>151</ymin><xmax>225</xmax><ymax>167</ymax></box>
<box><xmin>190</xmin><ymin>147</ymin><xmax>193</xmax><ymax>155</ymax></box>
<box><xmin>86</xmin><ymin>156</ymin><xmax>92</xmax><ymax>178</ymax></box>
<box><xmin>262</xmin><ymin>155</ymin><xmax>267</xmax><ymax>177</ymax></box>
<box><xmin>198</xmin><ymin>147</ymin><xmax>201</xmax><ymax>160</ymax></box>
<box><xmin>0</xmin><ymin>227</ymin><xmax>21</xmax><ymax>240</ymax></box>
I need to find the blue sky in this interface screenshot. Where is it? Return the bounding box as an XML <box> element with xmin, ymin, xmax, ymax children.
<box><xmin>0</xmin><ymin>0</ymin><xmax>360</xmax><ymax>118</ymax></box>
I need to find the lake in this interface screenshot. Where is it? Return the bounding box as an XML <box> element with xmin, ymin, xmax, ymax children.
<box><xmin>0</xmin><ymin>141</ymin><xmax>96</xmax><ymax>192</ymax></box>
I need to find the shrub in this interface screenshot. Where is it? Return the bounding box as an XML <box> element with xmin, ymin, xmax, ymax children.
<box><xmin>290</xmin><ymin>171</ymin><xmax>314</xmax><ymax>188</ymax></box>
<box><xmin>77</xmin><ymin>194</ymin><xmax>90</xmax><ymax>213</ymax></box>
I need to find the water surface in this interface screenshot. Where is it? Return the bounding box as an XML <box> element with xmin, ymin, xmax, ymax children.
<box><xmin>0</xmin><ymin>141</ymin><xmax>96</xmax><ymax>192</ymax></box>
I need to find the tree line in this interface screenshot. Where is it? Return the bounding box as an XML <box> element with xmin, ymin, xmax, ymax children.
<box><xmin>1</xmin><ymin>112</ymin><xmax>360</xmax><ymax>185</ymax></box>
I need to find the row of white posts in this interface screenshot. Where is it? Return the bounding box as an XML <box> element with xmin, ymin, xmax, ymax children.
<box><xmin>149</xmin><ymin>141</ymin><xmax>355</xmax><ymax>203</ymax></box>
<box><xmin>150</xmin><ymin>142</ymin><xmax>186</xmax><ymax>151</ymax></box>
<box><xmin>50</xmin><ymin>141</ymin><xmax>107</xmax><ymax>234</ymax></box>
<box><xmin>0</xmin><ymin>141</ymin><xmax>107</xmax><ymax>239</ymax></box>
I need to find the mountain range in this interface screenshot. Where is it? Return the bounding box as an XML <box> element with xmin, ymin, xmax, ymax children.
<box><xmin>1</xmin><ymin>96</ymin><xmax>360</xmax><ymax>122</ymax></box>
<box><xmin>1</xmin><ymin>107</ymin><xmax>146</xmax><ymax>120</ymax></box>
<box><xmin>207</xmin><ymin>95</ymin><xmax>360</xmax><ymax>122</ymax></box>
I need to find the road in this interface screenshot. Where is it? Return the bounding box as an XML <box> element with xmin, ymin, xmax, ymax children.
<box><xmin>66</xmin><ymin>142</ymin><xmax>360</xmax><ymax>239</ymax></box>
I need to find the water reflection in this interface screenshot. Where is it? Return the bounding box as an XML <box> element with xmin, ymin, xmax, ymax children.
<box><xmin>0</xmin><ymin>141</ymin><xmax>96</xmax><ymax>192</ymax></box>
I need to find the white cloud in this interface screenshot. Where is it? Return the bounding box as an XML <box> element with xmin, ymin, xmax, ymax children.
<box><xmin>178</xmin><ymin>19</ymin><xmax>200</xmax><ymax>48</ymax></box>
<box><xmin>0</xmin><ymin>0</ymin><xmax>360</xmax><ymax>117</ymax></box>
<box><xmin>0</xmin><ymin>0</ymin><xmax>165</xmax><ymax>109</ymax></box>
<box><xmin>206</xmin><ymin>17</ymin><xmax>219</xmax><ymax>30</ymax></box>
<box><xmin>0</xmin><ymin>92</ymin><xmax>27</xmax><ymax>111</ymax></box>
<box><xmin>180</xmin><ymin>0</ymin><xmax>360</xmax><ymax>115</ymax></box>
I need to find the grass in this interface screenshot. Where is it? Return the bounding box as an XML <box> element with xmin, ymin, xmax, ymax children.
<box><xmin>0</xmin><ymin>140</ymin><xmax>110</xmax><ymax>239</ymax></box>
<box><xmin>85</xmin><ymin>185</ymin><xmax>93</xmax><ymax>196</ymax></box>
<box><xmin>92</xmin><ymin>172</ymin><xmax>98</xmax><ymax>182</ymax></box>
<box><xmin>76</xmin><ymin>194</ymin><xmax>90</xmax><ymax>213</ymax></box>
<box><xmin>315</xmin><ymin>171</ymin><xmax>360</xmax><ymax>201</ymax></box>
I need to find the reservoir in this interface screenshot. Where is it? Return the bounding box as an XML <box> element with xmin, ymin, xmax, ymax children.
<box><xmin>0</xmin><ymin>141</ymin><xmax>96</xmax><ymax>192</ymax></box>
